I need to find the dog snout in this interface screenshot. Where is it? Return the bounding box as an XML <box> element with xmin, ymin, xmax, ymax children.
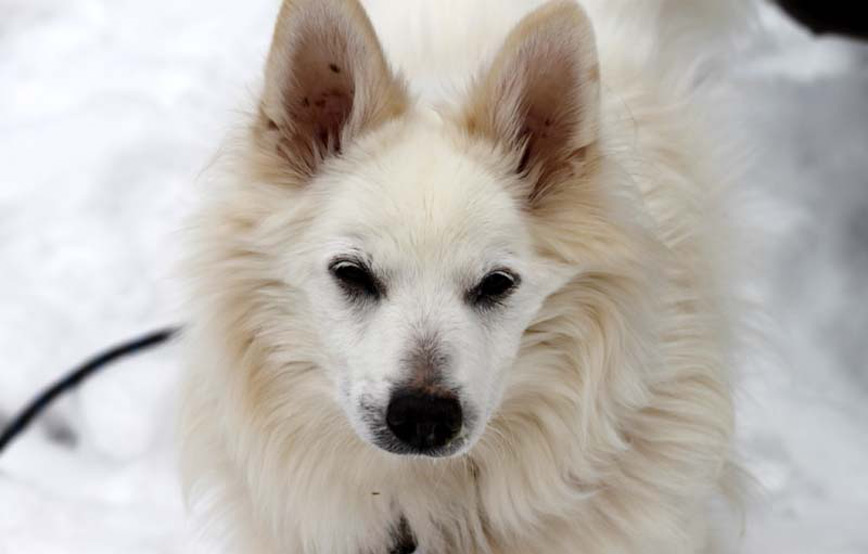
<box><xmin>385</xmin><ymin>389</ymin><xmax>462</xmax><ymax>453</ymax></box>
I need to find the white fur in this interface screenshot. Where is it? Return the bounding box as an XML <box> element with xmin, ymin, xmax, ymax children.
<box><xmin>180</xmin><ymin>1</ymin><xmax>752</xmax><ymax>552</ymax></box>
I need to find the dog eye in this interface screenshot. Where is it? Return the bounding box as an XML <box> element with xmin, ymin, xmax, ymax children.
<box><xmin>469</xmin><ymin>270</ymin><xmax>519</xmax><ymax>308</ymax></box>
<box><xmin>329</xmin><ymin>259</ymin><xmax>382</xmax><ymax>300</ymax></box>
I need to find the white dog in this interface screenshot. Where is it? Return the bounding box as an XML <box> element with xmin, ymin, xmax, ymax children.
<box><xmin>180</xmin><ymin>0</ymin><xmax>750</xmax><ymax>552</ymax></box>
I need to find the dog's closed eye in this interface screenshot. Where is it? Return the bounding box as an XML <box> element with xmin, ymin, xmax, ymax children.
<box><xmin>329</xmin><ymin>258</ymin><xmax>383</xmax><ymax>301</ymax></box>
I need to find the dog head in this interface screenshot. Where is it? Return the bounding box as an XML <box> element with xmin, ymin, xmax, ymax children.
<box><xmin>240</xmin><ymin>0</ymin><xmax>602</xmax><ymax>458</ymax></box>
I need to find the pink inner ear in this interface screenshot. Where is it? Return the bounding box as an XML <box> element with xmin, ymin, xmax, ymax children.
<box><xmin>287</xmin><ymin>40</ymin><xmax>355</xmax><ymax>152</ymax></box>
<box><xmin>518</xmin><ymin>106</ymin><xmax>565</xmax><ymax>174</ymax></box>
<box><xmin>513</xmin><ymin>58</ymin><xmax>581</xmax><ymax>176</ymax></box>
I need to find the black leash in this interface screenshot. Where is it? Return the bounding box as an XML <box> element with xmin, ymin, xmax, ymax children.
<box><xmin>0</xmin><ymin>326</ymin><xmax>180</xmax><ymax>455</ymax></box>
<box><xmin>389</xmin><ymin>516</ymin><xmax>417</xmax><ymax>554</ymax></box>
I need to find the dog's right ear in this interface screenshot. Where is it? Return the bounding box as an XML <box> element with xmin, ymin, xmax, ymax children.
<box><xmin>257</xmin><ymin>0</ymin><xmax>408</xmax><ymax>176</ymax></box>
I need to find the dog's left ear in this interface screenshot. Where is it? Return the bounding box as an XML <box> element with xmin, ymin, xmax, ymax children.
<box><xmin>459</xmin><ymin>0</ymin><xmax>600</xmax><ymax>204</ymax></box>
<box><xmin>257</xmin><ymin>0</ymin><xmax>408</xmax><ymax>176</ymax></box>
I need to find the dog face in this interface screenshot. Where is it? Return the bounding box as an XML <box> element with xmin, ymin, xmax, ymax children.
<box><xmin>251</xmin><ymin>0</ymin><xmax>600</xmax><ymax>457</ymax></box>
<box><xmin>296</xmin><ymin>122</ymin><xmax>571</xmax><ymax>457</ymax></box>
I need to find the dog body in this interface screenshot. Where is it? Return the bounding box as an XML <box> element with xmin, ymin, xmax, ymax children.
<box><xmin>181</xmin><ymin>1</ymin><xmax>746</xmax><ymax>552</ymax></box>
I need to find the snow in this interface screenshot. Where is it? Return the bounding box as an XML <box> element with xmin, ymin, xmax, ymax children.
<box><xmin>1</xmin><ymin>1</ymin><xmax>866</xmax><ymax>552</ymax></box>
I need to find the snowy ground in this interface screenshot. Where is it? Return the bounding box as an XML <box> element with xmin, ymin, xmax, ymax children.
<box><xmin>1</xmin><ymin>1</ymin><xmax>866</xmax><ymax>552</ymax></box>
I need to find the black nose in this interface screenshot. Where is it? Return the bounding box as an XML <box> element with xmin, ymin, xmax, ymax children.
<box><xmin>385</xmin><ymin>390</ymin><xmax>462</xmax><ymax>452</ymax></box>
